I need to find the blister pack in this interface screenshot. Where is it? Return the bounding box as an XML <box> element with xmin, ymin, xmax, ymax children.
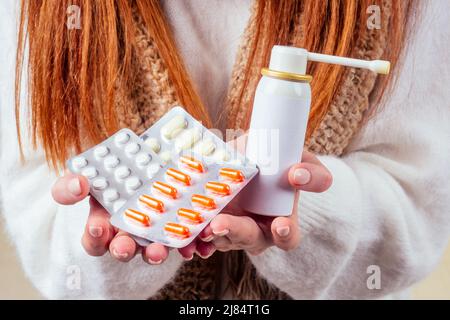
<box><xmin>67</xmin><ymin>128</ymin><xmax>163</xmax><ymax>214</ymax></box>
<box><xmin>67</xmin><ymin>107</ymin><xmax>258</xmax><ymax>248</ymax></box>
<box><xmin>110</xmin><ymin>107</ymin><xmax>258</xmax><ymax>248</ymax></box>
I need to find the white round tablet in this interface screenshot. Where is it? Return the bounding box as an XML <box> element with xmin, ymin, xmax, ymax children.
<box><xmin>92</xmin><ymin>177</ymin><xmax>108</xmax><ymax>190</ymax></box>
<box><xmin>115</xmin><ymin>132</ymin><xmax>130</xmax><ymax>145</ymax></box>
<box><xmin>147</xmin><ymin>163</ymin><xmax>160</xmax><ymax>178</ymax></box>
<box><xmin>136</xmin><ymin>153</ymin><xmax>151</xmax><ymax>166</ymax></box>
<box><xmin>72</xmin><ymin>156</ymin><xmax>88</xmax><ymax>170</ymax></box>
<box><xmin>125</xmin><ymin>142</ymin><xmax>140</xmax><ymax>155</ymax></box>
<box><xmin>115</xmin><ymin>166</ymin><xmax>131</xmax><ymax>179</ymax></box>
<box><xmin>94</xmin><ymin>146</ymin><xmax>109</xmax><ymax>158</ymax></box>
<box><xmin>103</xmin><ymin>189</ymin><xmax>119</xmax><ymax>202</ymax></box>
<box><xmin>104</xmin><ymin>155</ymin><xmax>120</xmax><ymax>169</ymax></box>
<box><xmin>81</xmin><ymin>167</ymin><xmax>98</xmax><ymax>179</ymax></box>
<box><xmin>125</xmin><ymin>176</ymin><xmax>142</xmax><ymax>191</ymax></box>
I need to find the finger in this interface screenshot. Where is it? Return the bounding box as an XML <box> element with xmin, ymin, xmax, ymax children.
<box><xmin>178</xmin><ymin>240</ymin><xmax>197</xmax><ymax>261</ymax></box>
<box><xmin>52</xmin><ymin>173</ymin><xmax>90</xmax><ymax>205</ymax></box>
<box><xmin>288</xmin><ymin>162</ymin><xmax>332</xmax><ymax>192</ymax></box>
<box><xmin>195</xmin><ymin>241</ymin><xmax>216</xmax><ymax>259</ymax></box>
<box><xmin>271</xmin><ymin>216</ymin><xmax>301</xmax><ymax>251</ymax></box>
<box><xmin>143</xmin><ymin>243</ymin><xmax>169</xmax><ymax>265</ymax></box>
<box><xmin>109</xmin><ymin>231</ymin><xmax>137</xmax><ymax>262</ymax></box>
<box><xmin>81</xmin><ymin>199</ymin><xmax>114</xmax><ymax>256</ymax></box>
<box><xmin>210</xmin><ymin>214</ymin><xmax>267</xmax><ymax>249</ymax></box>
<box><xmin>212</xmin><ymin>235</ymin><xmax>233</xmax><ymax>252</ymax></box>
<box><xmin>199</xmin><ymin>225</ymin><xmax>214</xmax><ymax>242</ymax></box>
<box><xmin>301</xmin><ymin>150</ymin><xmax>323</xmax><ymax>165</ymax></box>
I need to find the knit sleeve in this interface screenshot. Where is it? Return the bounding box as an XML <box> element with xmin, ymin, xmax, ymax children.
<box><xmin>248</xmin><ymin>0</ymin><xmax>450</xmax><ymax>299</ymax></box>
<box><xmin>0</xmin><ymin>1</ymin><xmax>182</xmax><ymax>299</ymax></box>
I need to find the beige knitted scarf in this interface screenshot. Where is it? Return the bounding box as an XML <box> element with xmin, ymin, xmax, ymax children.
<box><xmin>114</xmin><ymin>1</ymin><xmax>391</xmax><ymax>299</ymax></box>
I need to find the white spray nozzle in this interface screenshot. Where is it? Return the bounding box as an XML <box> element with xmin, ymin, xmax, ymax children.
<box><xmin>307</xmin><ymin>52</ymin><xmax>390</xmax><ymax>75</ymax></box>
<box><xmin>268</xmin><ymin>46</ymin><xmax>391</xmax><ymax>76</ymax></box>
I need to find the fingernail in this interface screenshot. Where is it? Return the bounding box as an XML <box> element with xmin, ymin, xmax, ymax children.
<box><xmin>183</xmin><ymin>255</ymin><xmax>194</xmax><ymax>261</ymax></box>
<box><xmin>201</xmin><ymin>235</ymin><xmax>214</xmax><ymax>242</ymax></box>
<box><xmin>88</xmin><ymin>226</ymin><xmax>103</xmax><ymax>238</ymax></box>
<box><xmin>212</xmin><ymin>229</ymin><xmax>229</xmax><ymax>237</ymax></box>
<box><xmin>276</xmin><ymin>226</ymin><xmax>290</xmax><ymax>237</ymax></box>
<box><xmin>196</xmin><ymin>248</ymin><xmax>215</xmax><ymax>259</ymax></box>
<box><xmin>112</xmin><ymin>248</ymin><xmax>129</xmax><ymax>259</ymax></box>
<box><xmin>294</xmin><ymin>168</ymin><xmax>311</xmax><ymax>185</ymax></box>
<box><xmin>148</xmin><ymin>258</ymin><xmax>163</xmax><ymax>265</ymax></box>
<box><xmin>68</xmin><ymin>178</ymin><xmax>82</xmax><ymax>196</ymax></box>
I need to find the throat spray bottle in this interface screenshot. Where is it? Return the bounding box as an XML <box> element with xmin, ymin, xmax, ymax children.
<box><xmin>241</xmin><ymin>46</ymin><xmax>390</xmax><ymax>216</ymax></box>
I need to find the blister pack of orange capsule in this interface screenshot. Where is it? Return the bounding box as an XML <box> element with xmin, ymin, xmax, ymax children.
<box><xmin>105</xmin><ymin>106</ymin><xmax>259</xmax><ymax>248</ymax></box>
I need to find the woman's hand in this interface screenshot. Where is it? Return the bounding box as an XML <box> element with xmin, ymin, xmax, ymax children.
<box><xmin>51</xmin><ymin>173</ymin><xmax>170</xmax><ymax>264</ymax></box>
<box><xmin>178</xmin><ymin>150</ymin><xmax>333</xmax><ymax>260</ymax></box>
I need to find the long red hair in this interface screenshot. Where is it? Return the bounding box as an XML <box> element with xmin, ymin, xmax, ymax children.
<box><xmin>16</xmin><ymin>0</ymin><xmax>414</xmax><ymax>170</ymax></box>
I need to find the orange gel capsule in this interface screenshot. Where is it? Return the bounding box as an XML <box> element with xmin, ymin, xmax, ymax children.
<box><xmin>167</xmin><ymin>168</ymin><xmax>191</xmax><ymax>185</ymax></box>
<box><xmin>219</xmin><ymin>168</ymin><xmax>245</xmax><ymax>182</ymax></box>
<box><xmin>179</xmin><ymin>156</ymin><xmax>205</xmax><ymax>173</ymax></box>
<box><xmin>153</xmin><ymin>181</ymin><xmax>178</xmax><ymax>199</ymax></box>
<box><xmin>139</xmin><ymin>195</ymin><xmax>164</xmax><ymax>213</ymax></box>
<box><xmin>125</xmin><ymin>209</ymin><xmax>150</xmax><ymax>227</ymax></box>
<box><xmin>191</xmin><ymin>194</ymin><xmax>216</xmax><ymax>209</ymax></box>
<box><xmin>205</xmin><ymin>181</ymin><xmax>231</xmax><ymax>196</ymax></box>
<box><xmin>177</xmin><ymin>208</ymin><xmax>204</xmax><ymax>224</ymax></box>
<box><xmin>164</xmin><ymin>222</ymin><xmax>190</xmax><ymax>238</ymax></box>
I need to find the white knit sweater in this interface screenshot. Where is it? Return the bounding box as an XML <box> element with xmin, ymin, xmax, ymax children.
<box><xmin>1</xmin><ymin>0</ymin><xmax>449</xmax><ymax>299</ymax></box>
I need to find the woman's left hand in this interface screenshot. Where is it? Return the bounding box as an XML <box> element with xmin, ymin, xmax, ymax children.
<box><xmin>178</xmin><ymin>149</ymin><xmax>333</xmax><ymax>260</ymax></box>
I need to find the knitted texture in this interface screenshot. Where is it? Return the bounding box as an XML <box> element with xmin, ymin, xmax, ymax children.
<box><xmin>115</xmin><ymin>1</ymin><xmax>390</xmax><ymax>299</ymax></box>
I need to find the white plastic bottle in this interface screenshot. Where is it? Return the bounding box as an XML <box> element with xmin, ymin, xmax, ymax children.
<box><xmin>241</xmin><ymin>46</ymin><xmax>390</xmax><ymax>216</ymax></box>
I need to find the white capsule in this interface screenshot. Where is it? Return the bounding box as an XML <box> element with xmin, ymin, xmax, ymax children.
<box><xmin>160</xmin><ymin>151</ymin><xmax>173</xmax><ymax>163</ymax></box>
<box><xmin>229</xmin><ymin>158</ymin><xmax>243</xmax><ymax>166</ymax></box>
<box><xmin>72</xmin><ymin>157</ymin><xmax>88</xmax><ymax>170</ymax></box>
<box><xmin>115</xmin><ymin>132</ymin><xmax>130</xmax><ymax>145</ymax></box>
<box><xmin>194</xmin><ymin>138</ymin><xmax>216</xmax><ymax>156</ymax></box>
<box><xmin>125</xmin><ymin>176</ymin><xmax>142</xmax><ymax>191</ymax></box>
<box><xmin>161</xmin><ymin>115</ymin><xmax>187</xmax><ymax>140</ymax></box>
<box><xmin>115</xmin><ymin>166</ymin><xmax>131</xmax><ymax>179</ymax></box>
<box><xmin>113</xmin><ymin>199</ymin><xmax>126</xmax><ymax>213</ymax></box>
<box><xmin>81</xmin><ymin>167</ymin><xmax>98</xmax><ymax>179</ymax></box>
<box><xmin>92</xmin><ymin>177</ymin><xmax>108</xmax><ymax>190</ymax></box>
<box><xmin>144</xmin><ymin>137</ymin><xmax>161</xmax><ymax>153</ymax></box>
<box><xmin>104</xmin><ymin>155</ymin><xmax>120</xmax><ymax>169</ymax></box>
<box><xmin>135</xmin><ymin>153</ymin><xmax>152</xmax><ymax>167</ymax></box>
<box><xmin>103</xmin><ymin>188</ymin><xmax>119</xmax><ymax>202</ymax></box>
<box><xmin>175</xmin><ymin>127</ymin><xmax>201</xmax><ymax>151</ymax></box>
<box><xmin>94</xmin><ymin>146</ymin><xmax>109</xmax><ymax>158</ymax></box>
<box><xmin>125</xmin><ymin>142</ymin><xmax>140</xmax><ymax>155</ymax></box>
<box><xmin>147</xmin><ymin>163</ymin><xmax>160</xmax><ymax>178</ymax></box>
<box><xmin>214</xmin><ymin>149</ymin><xmax>230</xmax><ymax>162</ymax></box>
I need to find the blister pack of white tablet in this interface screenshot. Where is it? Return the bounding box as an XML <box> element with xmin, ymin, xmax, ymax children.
<box><xmin>67</xmin><ymin>128</ymin><xmax>163</xmax><ymax>214</ymax></box>
<box><xmin>110</xmin><ymin>107</ymin><xmax>259</xmax><ymax>248</ymax></box>
<box><xmin>67</xmin><ymin>129</ymin><xmax>162</xmax><ymax>245</ymax></box>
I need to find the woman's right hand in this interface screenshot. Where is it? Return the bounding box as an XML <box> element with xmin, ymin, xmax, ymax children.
<box><xmin>51</xmin><ymin>172</ymin><xmax>171</xmax><ymax>264</ymax></box>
